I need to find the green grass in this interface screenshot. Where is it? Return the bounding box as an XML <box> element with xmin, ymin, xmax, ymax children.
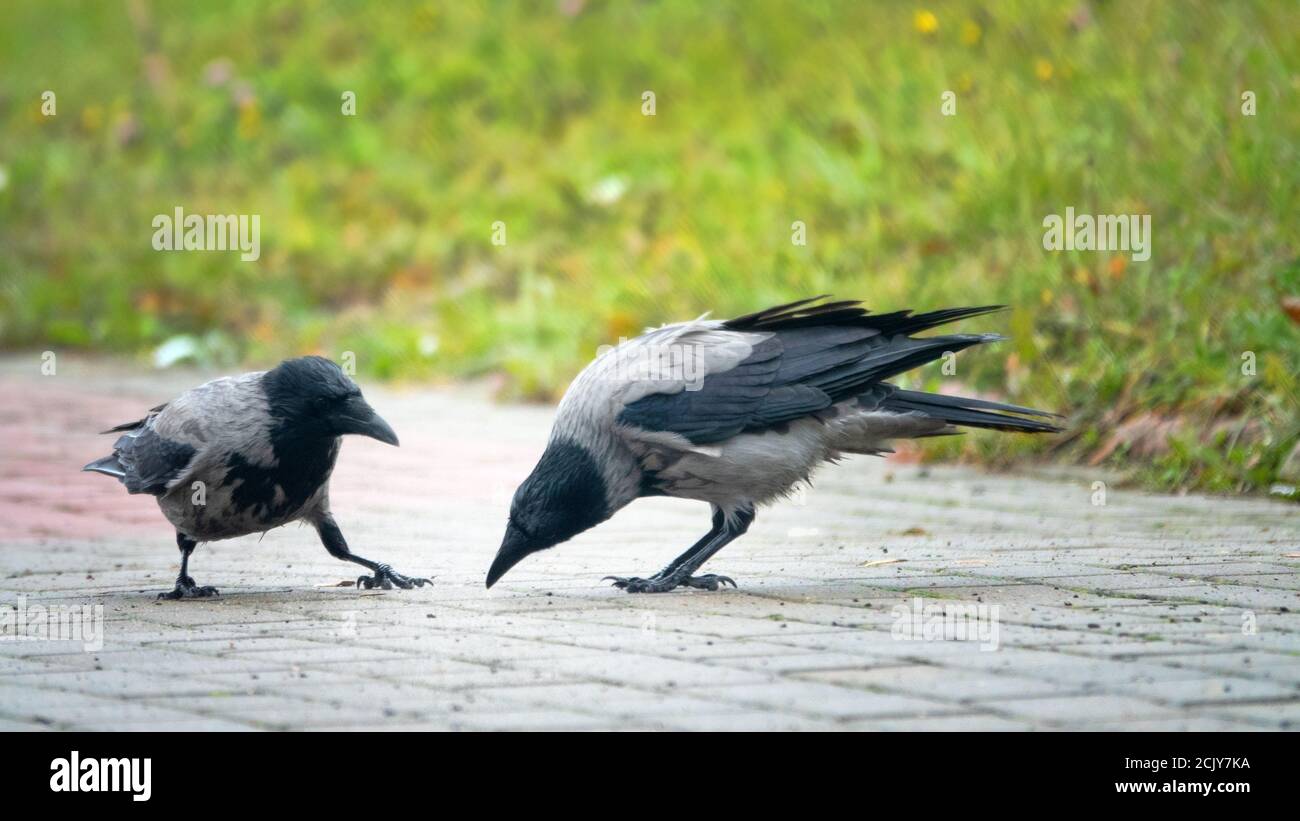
<box><xmin>1</xmin><ymin>0</ymin><xmax>1297</xmax><ymax>495</ymax></box>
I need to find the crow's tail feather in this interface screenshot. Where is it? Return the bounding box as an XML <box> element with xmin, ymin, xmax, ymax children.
<box><xmin>883</xmin><ymin>388</ymin><xmax>1063</xmax><ymax>434</ymax></box>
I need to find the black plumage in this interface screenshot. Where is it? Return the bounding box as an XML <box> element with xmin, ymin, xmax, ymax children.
<box><xmin>618</xmin><ymin>300</ymin><xmax>1015</xmax><ymax>444</ymax></box>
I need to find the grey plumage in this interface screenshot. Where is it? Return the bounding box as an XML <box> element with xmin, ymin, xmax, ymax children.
<box><xmin>83</xmin><ymin>356</ymin><xmax>429</xmax><ymax>598</ymax></box>
<box><xmin>91</xmin><ymin>373</ymin><xmax>287</xmax><ymax>540</ymax></box>
<box><xmin>488</xmin><ymin>297</ymin><xmax>1063</xmax><ymax>592</ymax></box>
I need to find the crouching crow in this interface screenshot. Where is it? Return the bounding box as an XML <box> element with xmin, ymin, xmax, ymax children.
<box><xmin>487</xmin><ymin>297</ymin><xmax>1062</xmax><ymax>593</ymax></box>
<box><xmin>84</xmin><ymin>356</ymin><xmax>430</xmax><ymax>598</ymax></box>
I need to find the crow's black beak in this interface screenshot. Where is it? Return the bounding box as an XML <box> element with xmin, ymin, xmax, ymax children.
<box><xmin>335</xmin><ymin>396</ymin><xmax>400</xmax><ymax>446</ymax></box>
<box><xmin>486</xmin><ymin>522</ymin><xmax>531</xmax><ymax>589</ymax></box>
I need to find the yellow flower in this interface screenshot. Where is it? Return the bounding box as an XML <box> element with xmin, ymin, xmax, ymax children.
<box><xmin>961</xmin><ymin>20</ymin><xmax>982</xmax><ymax>45</ymax></box>
<box><xmin>1035</xmin><ymin>58</ymin><xmax>1054</xmax><ymax>82</ymax></box>
<box><xmin>237</xmin><ymin>98</ymin><xmax>261</xmax><ymax>139</ymax></box>
<box><xmin>914</xmin><ymin>10</ymin><xmax>938</xmax><ymax>35</ymax></box>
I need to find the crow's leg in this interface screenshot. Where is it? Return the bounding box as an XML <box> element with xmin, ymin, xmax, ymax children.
<box><xmin>606</xmin><ymin>506</ymin><xmax>752</xmax><ymax>593</ymax></box>
<box><xmin>158</xmin><ymin>532</ymin><xmax>219</xmax><ymax>600</ymax></box>
<box><xmin>603</xmin><ymin>509</ymin><xmax>723</xmax><ymax>591</ymax></box>
<box><xmin>649</xmin><ymin>507</ymin><xmax>727</xmax><ymax>580</ymax></box>
<box><xmin>315</xmin><ymin>514</ymin><xmax>431</xmax><ymax>590</ymax></box>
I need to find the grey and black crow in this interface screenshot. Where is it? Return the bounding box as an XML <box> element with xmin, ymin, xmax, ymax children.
<box><xmin>487</xmin><ymin>297</ymin><xmax>1062</xmax><ymax>593</ymax></box>
<box><xmin>83</xmin><ymin>356</ymin><xmax>430</xmax><ymax>598</ymax></box>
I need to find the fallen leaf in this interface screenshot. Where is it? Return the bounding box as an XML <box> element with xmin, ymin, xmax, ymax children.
<box><xmin>1282</xmin><ymin>296</ymin><xmax>1300</xmax><ymax>326</ymax></box>
<box><xmin>1108</xmin><ymin>255</ymin><xmax>1127</xmax><ymax>279</ymax></box>
<box><xmin>899</xmin><ymin>526</ymin><xmax>928</xmax><ymax>536</ymax></box>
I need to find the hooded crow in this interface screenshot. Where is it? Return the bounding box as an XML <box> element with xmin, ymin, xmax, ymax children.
<box><xmin>487</xmin><ymin>297</ymin><xmax>1062</xmax><ymax>593</ymax></box>
<box><xmin>83</xmin><ymin>356</ymin><xmax>430</xmax><ymax>598</ymax></box>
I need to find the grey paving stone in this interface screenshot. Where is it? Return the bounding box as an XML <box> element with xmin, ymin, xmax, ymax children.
<box><xmin>686</xmin><ymin>680</ymin><xmax>963</xmax><ymax>720</ymax></box>
<box><xmin>1</xmin><ymin>357</ymin><xmax>1297</xmax><ymax>730</ymax></box>
<box><xmin>980</xmin><ymin>694</ymin><xmax>1181</xmax><ymax>725</ymax></box>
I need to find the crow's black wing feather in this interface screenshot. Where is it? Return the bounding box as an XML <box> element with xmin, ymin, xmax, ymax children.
<box><xmin>86</xmin><ymin>402</ymin><xmax>195</xmax><ymax>494</ymax></box>
<box><xmin>619</xmin><ymin>337</ymin><xmax>807</xmax><ymax>443</ymax></box>
<box><xmin>724</xmin><ymin>299</ymin><xmax>1005</xmax><ymax>335</ymax></box>
<box><xmin>618</xmin><ymin>298</ymin><xmax>1004</xmax><ymax>445</ymax></box>
<box><xmin>86</xmin><ymin>401</ymin><xmax>195</xmax><ymax>495</ymax></box>
<box><xmin>101</xmin><ymin>402</ymin><xmax>168</xmax><ymax>434</ymax></box>
<box><xmin>109</xmin><ymin>425</ymin><xmax>197</xmax><ymax>496</ymax></box>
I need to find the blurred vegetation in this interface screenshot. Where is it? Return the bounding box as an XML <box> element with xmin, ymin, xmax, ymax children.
<box><xmin>1</xmin><ymin>0</ymin><xmax>1297</xmax><ymax>495</ymax></box>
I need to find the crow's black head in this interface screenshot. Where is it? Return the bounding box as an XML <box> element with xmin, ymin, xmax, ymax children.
<box><xmin>486</xmin><ymin>440</ymin><xmax>610</xmax><ymax>588</ymax></box>
<box><xmin>263</xmin><ymin>356</ymin><xmax>399</xmax><ymax>446</ymax></box>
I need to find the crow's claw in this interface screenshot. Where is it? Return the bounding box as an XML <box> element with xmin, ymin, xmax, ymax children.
<box><xmin>604</xmin><ymin>575</ymin><xmax>664</xmax><ymax>593</ymax></box>
<box><xmin>678</xmin><ymin>573</ymin><xmax>737</xmax><ymax>591</ymax></box>
<box><xmin>158</xmin><ymin>575</ymin><xmax>219</xmax><ymax>600</ymax></box>
<box><xmin>357</xmin><ymin>564</ymin><xmax>432</xmax><ymax>591</ymax></box>
<box><xmin>603</xmin><ymin>573</ymin><xmax>737</xmax><ymax>593</ymax></box>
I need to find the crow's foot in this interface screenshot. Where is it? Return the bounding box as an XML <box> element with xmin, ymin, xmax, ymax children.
<box><xmin>357</xmin><ymin>564</ymin><xmax>432</xmax><ymax>590</ymax></box>
<box><xmin>677</xmin><ymin>573</ymin><xmax>737</xmax><ymax>591</ymax></box>
<box><xmin>158</xmin><ymin>575</ymin><xmax>219</xmax><ymax>600</ymax></box>
<box><xmin>603</xmin><ymin>573</ymin><xmax>736</xmax><ymax>593</ymax></box>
